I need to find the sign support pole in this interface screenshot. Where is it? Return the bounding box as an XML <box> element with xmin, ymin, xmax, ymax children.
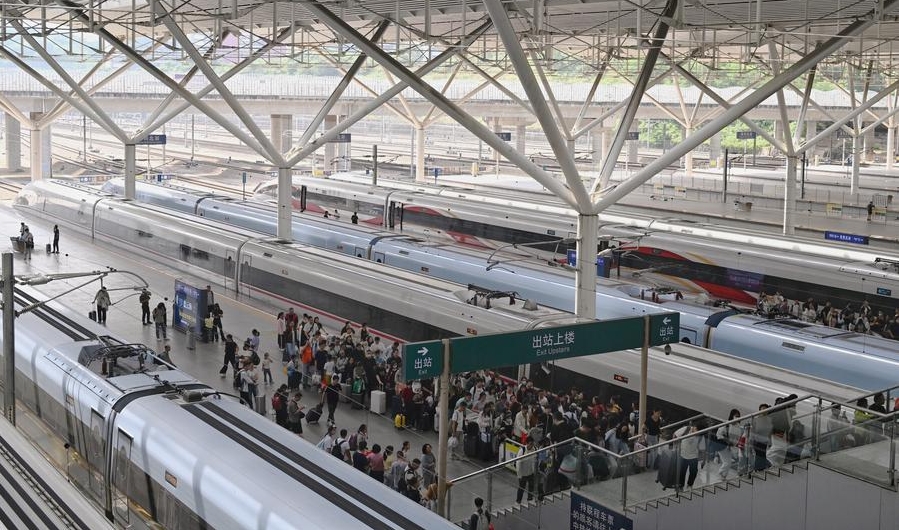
<box><xmin>640</xmin><ymin>315</ymin><xmax>649</xmax><ymax>439</ymax></box>
<box><xmin>436</xmin><ymin>338</ymin><xmax>451</xmax><ymax>517</ymax></box>
<box><xmin>2</xmin><ymin>253</ymin><xmax>13</xmax><ymax>426</ymax></box>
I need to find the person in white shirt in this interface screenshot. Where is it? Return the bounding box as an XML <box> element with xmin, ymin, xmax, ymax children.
<box><xmin>674</xmin><ymin>421</ymin><xmax>703</xmax><ymax>489</ymax></box>
<box><xmin>450</xmin><ymin>400</ymin><xmax>468</xmax><ymax>459</ymax></box>
<box><xmin>316</xmin><ymin>425</ymin><xmax>337</xmax><ymax>453</ymax></box>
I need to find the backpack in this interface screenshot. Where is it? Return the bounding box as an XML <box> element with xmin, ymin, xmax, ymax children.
<box><xmin>331</xmin><ymin>438</ymin><xmax>345</xmax><ymax>459</ymax></box>
<box><xmin>272</xmin><ymin>393</ymin><xmax>284</xmax><ymax>412</ymax></box>
<box><xmin>251</xmin><ymin>351</ymin><xmax>261</xmax><ymax>366</ymax></box>
<box><xmin>301</xmin><ymin>344</ymin><xmax>314</xmax><ymax>365</ymax></box>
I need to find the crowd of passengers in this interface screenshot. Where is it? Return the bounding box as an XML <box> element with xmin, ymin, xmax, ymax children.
<box><xmin>226</xmin><ymin>306</ymin><xmax>899</xmax><ymax>504</ymax></box>
<box><xmin>755</xmin><ymin>291</ymin><xmax>899</xmax><ymax>337</ymax></box>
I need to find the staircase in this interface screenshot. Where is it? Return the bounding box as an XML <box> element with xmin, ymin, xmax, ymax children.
<box><xmin>482</xmin><ymin>491</ymin><xmax>571</xmax><ymax>530</ymax></box>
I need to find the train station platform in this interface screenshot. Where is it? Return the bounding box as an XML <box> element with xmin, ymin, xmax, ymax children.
<box><xmin>0</xmin><ymin>200</ymin><xmax>511</xmax><ymax>521</ymax></box>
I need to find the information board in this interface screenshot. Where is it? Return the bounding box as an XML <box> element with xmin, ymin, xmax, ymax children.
<box><xmin>402</xmin><ymin>340</ymin><xmax>444</xmax><ymax>381</ymax></box>
<box><xmin>137</xmin><ymin>134</ymin><xmax>167</xmax><ymax>145</ymax></box>
<box><xmin>824</xmin><ymin>231</ymin><xmax>869</xmax><ymax>245</ymax></box>
<box><xmin>570</xmin><ymin>492</ymin><xmax>632</xmax><ymax>530</ymax></box>
<box><xmin>173</xmin><ymin>279</ymin><xmax>210</xmax><ymax>336</ymax></box>
<box><xmin>451</xmin><ymin>313</ymin><xmax>679</xmax><ymax>373</ymax></box>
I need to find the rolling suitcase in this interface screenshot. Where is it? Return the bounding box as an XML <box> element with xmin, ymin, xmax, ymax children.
<box><xmin>464</xmin><ymin>433</ymin><xmax>478</xmax><ymax>457</ymax></box>
<box><xmin>88</xmin><ymin>310</ymin><xmax>97</xmax><ymax>322</ymax></box>
<box><xmin>477</xmin><ymin>431</ymin><xmax>494</xmax><ymax>461</ymax></box>
<box><xmin>45</xmin><ymin>243</ymin><xmax>51</xmax><ymax>253</ymax></box>
<box><xmin>656</xmin><ymin>449</ymin><xmax>678</xmax><ymax>490</ymax></box>
<box><xmin>306</xmin><ymin>404</ymin><xmax>323</xmax><ymax>424</ymax></box>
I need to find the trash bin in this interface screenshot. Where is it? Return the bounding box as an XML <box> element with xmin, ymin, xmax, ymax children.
<box><xmin>255</xmin><ymin>394</ymin><xmax>267</xmax><ymax>416</ymax></box>
<box><xmin>187</xmin><ymin>330</ymin><xmax>196</xmax><ymax>351</ymax></box>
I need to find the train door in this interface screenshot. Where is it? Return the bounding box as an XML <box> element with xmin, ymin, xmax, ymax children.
<box><xmin>238</xmin><ymin>254</ymin><xmax>251</xmax><ymax>298</ymax></box>
<box><xmin>224</xmin><ymin>250</ymin><xmax>236</xmax><ymax>291</ymax></box>
<box><xmin>387</xmin><ymin>201</ymin><xmax>396</xmax><ymax>229</ymax></box>
<box><xmin>299</xmin><ymin>185</ymin><xmax>307</xmax><ymax>212</ymax></box>
<box><xmin>63</xmin><ymin>379</ymin><xmax>85</xmax><ymax>484</ymax></box>
<box><xmin>88</xmin><ymin>409</ymin><xmax>107</xmax><ymax>501</ymax></box>
<box><xmin>112</xmin><ymin>430</ymin><xmax>132</xmax><ymax>524</ymax></box>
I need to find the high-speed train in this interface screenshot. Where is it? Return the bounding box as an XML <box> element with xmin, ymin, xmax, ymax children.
<box><xmin>9</xmin><ymin>284</ymin><xmax>461</xmax><ymax>530</ymax></box>
<box><xmin>249</xmin><ymin>173</ymin><xmax>899</xmax><ymax>310</ymax></box>
<box><xmin>24</xmin><ymin>179</ymin><xmax>899</xmax><ymax>391</ymax></box>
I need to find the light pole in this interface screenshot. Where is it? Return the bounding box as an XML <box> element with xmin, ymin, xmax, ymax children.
<box><xmin>2</xmin><ymin>261</ymin><xmax>148</xmax><ymax>426</ymax></box>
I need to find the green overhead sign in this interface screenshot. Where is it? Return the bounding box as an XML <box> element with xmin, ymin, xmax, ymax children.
<box><xmin>402</xmin><ymin>312</ymin><xmax>680</xmax><ymax>380</ymax></box>
<box><xmin>402</xmin><ymin>340</ymin><xmax>444</xmax><ymax>381</ymax></box>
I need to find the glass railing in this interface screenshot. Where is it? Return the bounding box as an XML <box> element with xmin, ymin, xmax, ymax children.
<box><xmin>446</xmin><ymin>386</ymin><xmax>899</xmax><ymax>526</ymax></box>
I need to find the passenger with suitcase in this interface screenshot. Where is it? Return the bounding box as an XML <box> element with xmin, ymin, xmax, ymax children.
<box><xmin>93</xmin><ymin>286</ymin><xmax>111</xmax><ymax>324</ymax></box>
<box><xmin>449</xmin><ymin>400</ymin><xmax>468</xmax><ymax>460</ymax></box>
<box><xmin>463</xmin><ymin>419</ymin><xmax>479</xmax><ymax>458</ymax></box>
<box><xmin>351</xmin><ymin>375</ymin><xmax>366</xmax><ymax>409</ymax></box>
<box><xmin>324</xmin><ymin>374</ymin><xmax>341</xmax><ymax>425</ymax></box>
<box><xmin>51</xmin><ymin>225</ymin><xmax>59</xmax><ymax>254</ymax></box>
<box><xmin>655</xmin><ymin>446</ymin><xmax>679</xmax><ymax>490</ymax></box>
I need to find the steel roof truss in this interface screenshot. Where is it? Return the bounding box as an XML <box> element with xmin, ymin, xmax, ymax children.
<box><xmin>298</xmin><ymin>20</ymin><xmax>391</xmax><ymax>147</ymax></box>
<box><xmin>158</xmin><ymin>2</ymin><xmax>282</xmax><ymax>163</ymax></box>
<box><xmin>590</xmin><ymin>0</ymin><xmax>899</xmax><ymax>213</ymax></box>
<box><xmin>484</xmin><ymin>0</ymin><xmax>588</xmax><ymax>210</ymax></box>
<box><xmin>594</xmin><ymin>0</ymin><xmax>678</xmax><ymax>193</ymax></box>
<box><xmin>283</xmin><ymin>20</ymin><xmax>494</xmax><ymax>168</ymax></box>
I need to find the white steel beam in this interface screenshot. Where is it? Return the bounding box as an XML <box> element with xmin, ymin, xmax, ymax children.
<box><xmin>591</xmin><ymin>1</ymin><xmax>899</xmax><ymax>214</ymax></box>
<box><xmin>802</xmin><ymin>78</ymin><xmax>899</xmax><ymax>152</ymax></box>
<box><xmin>665</xmin><ymin>56</ymin><xmax>783</xmax><ymax>153</ymax></box>
<box><xmin>143</xmin><ymin>25</ymin><xmax>297</xmax><ymax>136</ymax></box>
<box><xmin>483</xmin><ymin>0</ymin><xmax>589</xmax><ymax>210</ymax></box>
<box><xmin>9</xmin><ymin>21</ymin><xmax>128</xmax><ymax>143</ymax></box>
<box><xmin>313</xmin><ymin>50</ymin><xmax>411</xmax><ymax>125</ymax></box>
<box><xmin>458</xmin><ymin>55</ymin><xmax>533</xmax><ymax>114</ymax></box>
<box><xmin>421</xmin><ymin>62</ymin><xmax>464</xmax><ymax>126</ymax></box>
<box><xmin>572</xmin><ymin>49</ymin><xmax>612</xmax><ymax>133</ymax></box>
<box><xmin>51</xmin><ymin>0</ymin><xmax>273</xmax><ymax>156</ymax></box>
<box><xmin>160</xmin><ymin>7</ymin><xmax>282</xmax><ymax>163</ymax></box>
<box><xmin>422</xmin><ymin>67</ymin><xmax>514</xmax><ymax>126</ymax></box>
<box><xmin>593</xmin><ymin>0</ymin><xmax>679</xmax><ymax>193</ymax></box>
<box><xmin>572</xmin><ymin>66</ymin><xmax>677</xmax><ymax>139</ymax></box>
<box><xmin>300</xmin><ymin>4</ymin><xmax>582</xmax><ymax>208</ymax></box>
<box><xmin>530</xmin><ymin>49</ymin><xmax>570</xmax><ymax>138</ymax></box>
<box><xmin>299</xmin><ymin>20</ymin><xmax>391</xmax><ymax>147</ymax></box>
<box><xmin>575</xmin><ymin>214</ymin><xmax>598</xmax><ymax>320</ymax></box>
<box><xmin>285</xmin><ymin>22</ymin><xmax>494</xmax><ymax>166</ymax></box>
<box><xmin>768</xmin><ymin>41</ymin><xmax>795</xmax><ymax>156</ymax></box>
<box><xmin>792</xmin><ymin>67</ymin><xmax>816</xmax><ymax>146</ymax></box>
<box><xmin>0</xmin><ymin>49</ymin><xmax>110</xmax><ymax>134</ymax></box>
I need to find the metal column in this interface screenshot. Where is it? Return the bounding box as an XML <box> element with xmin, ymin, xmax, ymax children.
<box><xmin>575</xmin><ymin>214</ymin><xmax>598</xmax><ymax>319</ymax></box>
<box><xmin>124</xmin><ymin>144</ymin><xmax>136</xmax><ymax>200</ymax></box>
<box><xmin>277</xmin><ymin>167</ymin><xmax>292</xmax><ymax>239</ymax></box>
<box><xmin>2</xmin><ymin>253</ymin><xmax>13</xmax><ymax>426</ymax></box>
<box><xmin>415</xmin><ymin>126</ymin><xmax>426</xmax><ymax>182</ymax></box>
<box><xmin>783</xmin><ymin>156</ymin><xmax>797</xmax><ymax>235</ymax></box>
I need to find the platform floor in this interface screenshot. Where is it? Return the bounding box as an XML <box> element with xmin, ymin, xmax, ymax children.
<box><xmin>4</xmin><ymin>202</ymin><xmax>509</xmax><ymax>522</ymax></box>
